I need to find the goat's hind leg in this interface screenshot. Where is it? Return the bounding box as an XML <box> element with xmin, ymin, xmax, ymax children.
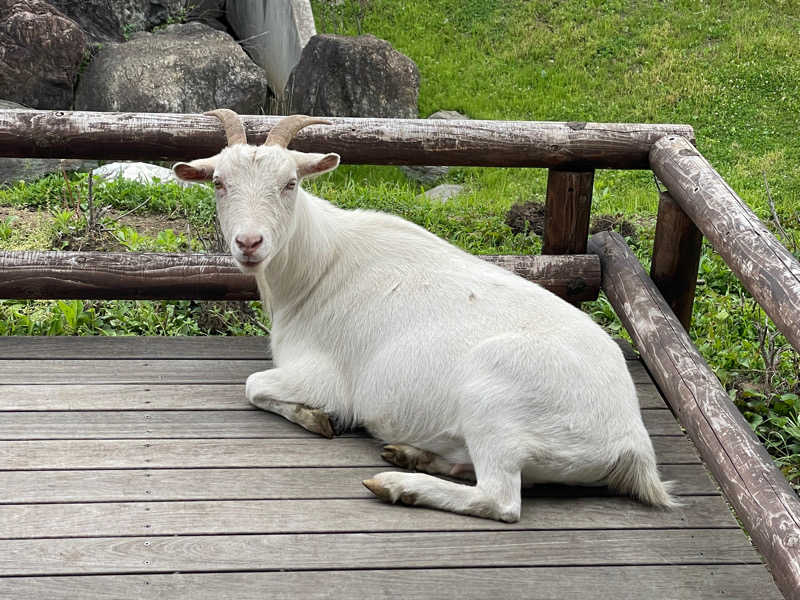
<box><xmin>364</xmin><ymin>450</ymin><xmax>521</xmax><ymax>522</ymax></box>
<box><xmin>381</xmin><ymin>444</ymin><xmax>475</xmax><ymax>481</ymax></box>
<box><xmin>246</xmin><ymin>368</ymin><xmax>337</xmax><ymax>438</ymax></box>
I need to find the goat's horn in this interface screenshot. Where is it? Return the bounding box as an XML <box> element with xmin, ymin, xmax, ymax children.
<box><xmin>265</xmin><ymin>115</ymin><xmax>331</xmax><ymax>148</ymax></box>
<box><xmin>204</xmin><ymin>109</ymin><xmax>247</xmax><ymax>146</ymax></box>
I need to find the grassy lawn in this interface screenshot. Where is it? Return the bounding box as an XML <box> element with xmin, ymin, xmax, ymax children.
<box><xmin>1</xmin><ymin>0</ymin><xmax>798</xmax><ymax>486</ymax></box>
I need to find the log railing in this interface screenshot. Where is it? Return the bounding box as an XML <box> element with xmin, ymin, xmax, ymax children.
<box><xmin>650</xmin><ymin>135</ymin><xmax>800</xmax><ymax>351</ymax></box>
<box><xmin>0</xmin><ymin>251</ymin><xmax>600</xmax><ymax>303</ymax></box>
<box><xmin>589</xmin><ymin>231</ymin><xmax>800</xmax><ymax>600</ymax></box>
<box><xmin>1</xmin><ymin>109</ymin><xmax>800</xmax><ymax>599</ymax></box>
<box><xmin>0</xmin><ymin>110</ymin><xmax>694</xmax><ymax>168</ymax></box>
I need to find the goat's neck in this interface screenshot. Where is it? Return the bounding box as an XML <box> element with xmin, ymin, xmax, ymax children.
<box><xmin>260</xmin><ymin>188</ymin><xmax>338</xmax><ymax>318</ymax></box>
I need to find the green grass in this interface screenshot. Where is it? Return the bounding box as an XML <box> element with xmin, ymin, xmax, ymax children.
<box><xmin>314</xmin><ymin>0</ymin><xmax>800</xmax><ymax>218</ymax></box>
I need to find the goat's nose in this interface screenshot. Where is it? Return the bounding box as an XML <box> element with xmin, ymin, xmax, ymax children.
<box><xmin>235</xmin><ymin>233</ymin><xmax>263</xmax><ymax>255</ymax></box>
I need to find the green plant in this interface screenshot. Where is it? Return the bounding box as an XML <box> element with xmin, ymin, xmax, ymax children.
<box><xmin>0</xmin><ymin>216</ymin><xmax>16</xmax><ymax>240</ymax></box>
<box><xmin>113</xmin><ymin>225</ymin><xmax>151</xmax><ymax>251</ymax></box>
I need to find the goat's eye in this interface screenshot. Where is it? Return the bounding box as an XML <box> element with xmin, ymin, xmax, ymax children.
<box><xmin>284</xmin><ymin>179</ymin><xmax>297</xmax><ymax>192</ymax></box>
<box><xmin>213</xmin><ymin>177</ymin><xmax>224</xmax><ymax>190</ymax></box>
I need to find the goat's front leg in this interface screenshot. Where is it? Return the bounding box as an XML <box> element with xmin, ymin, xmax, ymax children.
<box><xmin>246</xmin><ymin>368</ymin><xmax>336</xmax><ymax>438</ymax></box>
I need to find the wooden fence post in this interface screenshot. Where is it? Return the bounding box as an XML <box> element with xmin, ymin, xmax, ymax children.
<box><xmin>542</xmin><ymin>169</ymin><xmax>595</xmax><ymax>255</ymax></box>
<box><xmin>650</xmin><ymin>191</ymin><xmax>703</xmax><ymax>331</ymax></box>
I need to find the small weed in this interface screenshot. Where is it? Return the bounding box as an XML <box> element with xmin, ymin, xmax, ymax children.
<box><xmin>0</xmin><ymin>216</ymin><xmax>16</xmax><ymax>240</ymax></box>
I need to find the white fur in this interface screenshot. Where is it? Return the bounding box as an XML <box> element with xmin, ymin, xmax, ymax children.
<box><xmin>174</xmin><ymin>141</ymin><xmax>676</xmax><ymax>522</ymax></box>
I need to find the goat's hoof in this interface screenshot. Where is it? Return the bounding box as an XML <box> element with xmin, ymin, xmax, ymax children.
<box><xmin>363</xmin><ymin>478</ymin><xmax>392</xmax><ymax>502</ymax></box>
<box><xmin>293</xmin><ymin>405</ymin><xmax>335</xmax><ymax>439</ymax></box>
<box><xmin>381</xmin><ymin>444</ymin><xmax>432</xmax><ymax>470</ymax></box>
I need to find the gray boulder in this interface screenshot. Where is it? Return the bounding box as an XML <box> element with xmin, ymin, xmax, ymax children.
<box><xmin>0</xmin><ymin>0</ymin><xmax>87</xmax><ymax>109</ymax></box>
<box><xmin>0</xmin><ymin>100</ymin><xmax>97</xmax><ymax>185</ymax></box>
<box><xmin>285</xmin><ymin>34</ymin><xmax>419</xmax><ymax>118</ymax></box>
<box><xmin>48</xmin><ymin>0</ymin><xmax>187</xmax><ymax>42</ymax></box>
<box><xmin>74</xmin><ymin>22</ymin><xmax>269</xmax><ymax>114</ymax></box>
<box><xmin>401</xmin><ymin>110</ymin><xmax>470</xmax><ymax>185</ymax></box>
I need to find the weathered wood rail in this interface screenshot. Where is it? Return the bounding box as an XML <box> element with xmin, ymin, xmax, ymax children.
<box><xmin>589</xmin><ymin>231</ymin><xmax>800</xmax><ymax>600</ymax></box>
<box><xmin>0</xmin><ymin>110</ymin><xmax>695</xmax><ymax>168</ymax></box>
<box><xmin>0</xmin><ymin>251</ymin><xmax>600</xmax><ymax>303</ymax></box>
<box><xmin>650</xmin><ymin>135</ymin><xmax>800</xmax><ymax>351</ymax></box>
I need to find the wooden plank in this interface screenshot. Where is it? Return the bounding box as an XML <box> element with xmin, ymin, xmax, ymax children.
<box><xmin>0</xmin><ymin>529</ymin><xmax>762</xmax><ymax>575</ymax></box>
<box><xmin>0</xmin><ymin>384</ymin><xmax>249</xmax><ymax>410</ymax></box>
<box><xmin>0</xmin><ymin>382</ymin><xmax>673</xmax><ymax>410</ymax></box>
<box><xmin>0</xmin><ymin>252</ymin><xmax>601</xmax><ymax>303</ymax></box>
<box><xmin>0</xmin><ymin>336</ymin><xmax>270</xmax><ymax>360</ymax></box>
<box><xmin>0</xmin><ymin>436</ymin><xmax>700</xmax><ymax>470</ymax></box>
<box><xmin>0</xmin><ymin>496</ymin><xmax>737</xmax><ymax>540</ymax></box>
<box><xmin>0</xmin><ymin>566</ymin><xmax>782</xmax><ymax>600</ymax></box>
<box><xmin>0</xmin><ymin>464</ymin><xmax>719</xmax><ymax>504</ymax></box>
<box><xmin>589</xmin><ymin>230</ymin><xmax>800</xmax><ymax>600</ymax></box>
<box><xmin>0</xmin><ymin>407</ymin><xmax>683</xmax><ymax>439</ymax></box>
<box><xmin>0</xmin><ymin>335</ymin><xmax>642</xmax><ymax>361</ymax></box>
<box><xmin>650</xmin><ymin>135</ymin><xmax>800</xmax><ymax>352</ymax></box>
<box><xmin>0</xmin><ymin>359</ymin><xmax>271</xmax><ymax>384</ymax></box>
<box><xmin>0</xmin><ymin>110</ymin><xmax>695</xmax><ymax>168</ymax></box>
<box><xmin>650</xmin><ymin>191</ymin><xmax>703</xmax><ymax>330</ymax></box>
<box><xmin>542</xmin><ymin>169</ymin><xmax>595</xmax><ymax>255</ymax></box>
<box><xmin>0</xmin><ymin>357</ymin><xmax>653</xmax><ymax>385</ymax></box>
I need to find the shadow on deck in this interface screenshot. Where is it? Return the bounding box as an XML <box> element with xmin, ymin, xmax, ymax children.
<box><xmin>0</xmin><ymin>336</ymin><xmax>782</xmax><ymax>599</ymax></box>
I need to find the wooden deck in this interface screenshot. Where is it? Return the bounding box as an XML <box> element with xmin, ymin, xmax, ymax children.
<box><xmin>0</xmin><ymin>336</ymin><xmax>782</xmax><ymax>599</ymax></box>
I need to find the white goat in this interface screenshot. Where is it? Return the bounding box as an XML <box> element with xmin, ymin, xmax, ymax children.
<box><xmin>174</xmin><ymin>110</ymin><xmax>676</xmax><ymax>522</ymax></box>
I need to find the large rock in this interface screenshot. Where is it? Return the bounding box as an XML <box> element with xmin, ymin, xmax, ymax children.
<box><xmin>74</xmin><ymin>22</ymin><xmax>269</xmax><ymax>114</ymax></box>
<box><xmin>0</xmin><ymin>0</ymin><xmax>86</xmax><ymax>109</ymax></box>
<box><xmin>47</xmin><ymin>0</ymin><xmax>187</xmax><ymax>42</ymax></box>
<box><xmin>227</xmin><ymin>0</ymin><xmax>315</xmax><ymax>98</ymax></box>
<box><xmin>285</xmin><ymin>34</ymin><xmax>419</xmax><ymax>118</ymax></box>
<box><xmin>0</xmin><ymin>100</ymin><xmax>97</xmax><ymax>185</ymax></box>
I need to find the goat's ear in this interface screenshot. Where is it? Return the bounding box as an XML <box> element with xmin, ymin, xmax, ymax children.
<box><xmin>291</xmin><ymin>152</ymin><xmax>340</xmax><ymax>180</ymax></box>
<box><xmin>173</xmin><ymin>157</ymin><xmax>218</xmax><ymax>181</ymax></box>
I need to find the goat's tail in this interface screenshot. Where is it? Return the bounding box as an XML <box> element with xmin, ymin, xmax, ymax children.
<box><xmin>607</xmin><ymin>446</ymin><xmax>680</xmax><ymax>509</ymax></box>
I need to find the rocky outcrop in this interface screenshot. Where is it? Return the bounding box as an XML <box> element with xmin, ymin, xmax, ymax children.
<box><xmin>47</xmin><ymin>0</ymin><xmax>187</xmax><ymax>42</ymax></box>
<box><xmin>227</xmin><ymin>0</ymin><xmax>315</xmax><ymax>97</ymax></box>
<box><xmin>0</xmin><ymin>0</ymin><xmax>87</xmax><ymax>109</ymax></box>
<box><xmin>74</xmin><ymin>22</ymin><xmax>269</xmax><ymax>114</ymax></box>
<box><xmin>285</xmin><ymin>34</ymin><xmax>419</xmax><ymax>118</ymax></box>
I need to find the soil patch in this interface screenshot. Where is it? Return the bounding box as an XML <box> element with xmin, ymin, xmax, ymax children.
<box><xmin>506</xmin><ymin>201</ymin><xmax>546</xmax><ymax>236</ymax></box>
<box><xmin>505</xmin><ymin>201</ymin><xmax>642</xmax><ymax>243</ymax></box>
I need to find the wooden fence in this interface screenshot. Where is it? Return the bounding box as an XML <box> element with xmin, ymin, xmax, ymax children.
<box><xmin>1</xmin><ymin>109</ymin><xmax>800</xmax><ymax>599</ymax></box>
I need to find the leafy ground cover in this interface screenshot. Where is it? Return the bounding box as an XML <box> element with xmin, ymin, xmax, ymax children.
<box><xmin>1</xmin><ymin>0</ymin><xmax>798</xmax><ymax>487</ymax></box>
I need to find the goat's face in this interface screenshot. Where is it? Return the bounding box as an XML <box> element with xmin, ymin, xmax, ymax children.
<box><xmin>173</xmin><ymin>111</ymin><xmax>339</xmax><ymax>273</ymax></box>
